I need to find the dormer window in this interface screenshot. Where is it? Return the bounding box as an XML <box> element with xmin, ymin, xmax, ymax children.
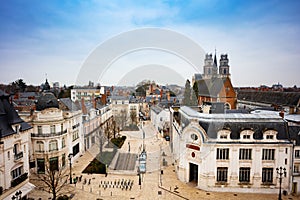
<box><xmin>266</xmin><ymin>135</ymin><xmax>274</xmax><ymax>140</ymax></box>
<box><xmin>218</xmin><ymin>129</ymin><xmax>230</xmax><ymax>140</ymax></box>
<box><xmin>240</xmin><ymin>130</ymin><xmax>253</xmax><ymax>140</ymax></box>
<box><xmin>220</xmin><ymin>135</ymin><xmax>227</xmax><ymax>139</ymax></box>
<box><xmin>263</xmin><ymin>130</ymin><xmax>277</xmax><ymax>140</ymax></box>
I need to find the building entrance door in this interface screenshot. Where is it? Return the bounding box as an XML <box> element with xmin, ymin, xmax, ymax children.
<box><xmin>189</xmin><ymin>163</ymin><xmax>198</xmax><ymax>183</ymax></box>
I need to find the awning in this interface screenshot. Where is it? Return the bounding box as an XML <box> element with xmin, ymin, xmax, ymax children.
<box><xmin>3</xmin><ymin>182</ymin><xmax>35</xmax><ymax>200</ymax></box>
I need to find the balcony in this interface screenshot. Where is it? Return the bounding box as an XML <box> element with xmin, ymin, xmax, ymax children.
<box><xmin>14</xmin><ymin>152</ymin><xmax>23</xmax><ymax>161</ymax></box>
<box><xmin>11</xmin><ymin>173</ymin><xmax>28</xmax><ymax>187</ymax></box>
<box><xmin>31</xmin><ymin>129</ymin><xmax>67</xmax><ymax>138</ymax></box>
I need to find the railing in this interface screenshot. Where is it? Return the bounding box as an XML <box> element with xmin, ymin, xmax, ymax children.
<box><xmin>72</xmin><ymin>123</ymin><xmax>80</xmax><ymax>129</ymax></box>
<box><xmin>31</xmin><ymin>129</ymin><xmax>67</xmax><ymax>137</ymax></box>
<box><xmin>14</xmin><ymin>152</ymin><xmax>23</xmax><ymax>161</ymax></box>
<box><xmin>11</xmin><ymin>173</ymin><xmax>28</xmax><ymax>187</ymax></box>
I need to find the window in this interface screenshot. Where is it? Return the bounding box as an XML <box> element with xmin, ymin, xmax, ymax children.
<box><xmin>295</xmin><ymin>150</ymin><xmax>300</xmax><ymax>158</ymax></box>
<box><xmin>11</xmin><ymin>166</ymin><xmax>23</xmax><ymax>179</ymax></box>
<box><xmin>239</xmin><ymin>149</ymin><xmax>252</xmax><ymax>160</ymax></box>
<box><xmin>286</xmin><ymin>148</ymin><xmax>288</xmax><ymax>154</ymax></box>
<box><xmin>262</xmin><ymin>168</ymin><xmax>273</xmax><ymax>184</ymax></box>
<box><xmin>49</xmin><ymin>157</ymin><xmax>59</xmax><ymax>171</ymax></box>
<box><xmin>62</xmin><ymin>153</ymin><xmax>66</xmax><ymax>168</ymax></box>
<box><xmin>217</xmin><ymin>167</ymin><xmax>228</xmax><ymax>182</ymax></box>
<box><xmin>61</xmin><ymin>123</ymin><xmax>63</xmax><ymax>133</ymax></box>
<box><xmin>37</xmin><ymin>158</ymin><xmax>45</xmax><ymax>174</ymax></box>
<box><xmin>61</xmin><ymin>137</ymin><xmax>66</xmax><ymax>148</ymax></box>
<box><xmin>37</xmin><ymin>126</ymin><xmax>42</xmax><ymax>134</ymax></box>
<box><xmin>243</xmin><ymin>135</ymin><xmax>250</xmax><ymax>139</ymax></box>
<box><xmin>50</xmin><ymin>125</ymin><xmax>56</xmax><ymax>134</ymax></box>
<box><xmin>239</xmin><ymin>167</ymin><xmax>250</xmax><ymax>183</ymax></box>
<box><xmin>294</xmin><ymin>164</ymin><xmax>300</xmax><ymax>173</ymax></box>
<box><xmin>72</xmin><ymin>131</ymin><xmax>79</xmax><ymax>141</ymax></box>
<box><xmin>8</xmin><ymin>151</ymin><xmax>10</xmax><ymax>160</ymax></box>
<box><xmin>216</xmin><ymin>148</ymin><xmax>229</xmax><ymax>160</ymax></box>
<box><xmin>220</xmin><ymin>135</ymin><xmax>227</xmax><ymax>139</ymax></box>
<box><xmin>191</xmin><ymin>134</ymin><xmax>198</xmax><ymax>141</ymax></box>
<box><xmin>266</xmin><ymin>135</ymin><xmax>274</xmax><ymax>139</ymax></box>
<box><xmin>49</xmin><ymin>140</ymin><xmax>58</xmax><ymax>152</ymax></box>
<box><xmin>262</xmin><ymin>149</ymin><xmax>275</xmax><ymax>160</ymax></box>
<box><xmin>36</xmin><ymin>141</ymin><xmax>44</xmax><ymax>152</ymax></box>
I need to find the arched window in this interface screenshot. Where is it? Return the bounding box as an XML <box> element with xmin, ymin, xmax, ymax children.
<box><xmin>49</xmin><ymin>140</ymin><xmax>58</xmax><ymax>152</ymax></box>
<box><xmin>36</xmin><ymin>141</ymin><xmax>44</xmax><ymax>153</ymax></box>
<box><xmin>224</xmin><ymin>103</ymin><xmax>231</xmax><ymax>110</ymax></box>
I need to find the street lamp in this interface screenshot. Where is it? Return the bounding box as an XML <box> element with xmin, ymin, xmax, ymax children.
<box><xmin>68</xmin><ymin>153</ymin><xmax>73</xmax><ymax>184</ymax></box>
<box><xmin>276</xmin><ymin>167</ymin><xmax>286</xmax><ymax>200</ymax></box>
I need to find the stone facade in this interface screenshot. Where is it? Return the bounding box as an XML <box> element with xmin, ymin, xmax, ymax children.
<box><xmin>171</xmin><ymin>106</ymin><xmax>292</xmax><ymax>194</ymax></box>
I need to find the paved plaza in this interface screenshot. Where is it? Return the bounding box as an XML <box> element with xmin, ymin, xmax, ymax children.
<box><xmin>28</xmin><ymin>122</ymin><xmax>299</xmax><ymax>200</ymax></box>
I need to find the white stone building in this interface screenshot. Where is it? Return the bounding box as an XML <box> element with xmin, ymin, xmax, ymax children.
<box><xmin>111</xmin><ymin>96</ymin><xmax>139</xmax><ymax>129</ymax></box>
<box><xmin>25</xmin><ymin>93</ymin><xmax>83</xmax><ymax>174</ymax></box>
<box><xmin>0</xmin><ymin>91</ymin><xmax>35</xmax><ymax>200</ymax></box>
<box><xmin>82</xmin><ymin>103</ymin><xmax>113</xmax><ymax>151</ymax></box>
<box><xmin>171</xmin><ymin>106</ymin><xmax>293</xmax><ymax>194</ymax></box>
<box><xmin>150</xmin><ymin>105</ymin><xmax>170</xmax><ymax>137</ymax></box>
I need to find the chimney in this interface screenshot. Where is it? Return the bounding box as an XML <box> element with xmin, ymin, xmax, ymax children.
<box><xmin>92</xmin><ymin>93</ymin><xmax>96</xmax><ymax>108</ymax></box>
<box><xmin>81</xmin><ymin>98</ymin><xmax>87</xmax><ymax>114</ymax></box>
<box><xmin>279</xmin><ymin>110</ymin><xmax>284</xmax><ymax>118</ymax></box>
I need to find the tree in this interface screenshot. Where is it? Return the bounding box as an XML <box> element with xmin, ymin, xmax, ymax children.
<box><xmin>130</xmin><ymin>109</ymin><xmax>137</xmax><ymax>125</ymax></box>
<box><xmin>182</xmin><ymin>79</ymin><xmax>191</xmax><ymax>106</ymax></box>
<box><xmin>34</xmin><ymin>157</ymin><xmax>70</xmax><ymax>200</ymax></box>
<box><xmin>191</xmin><ymin>88</ymin><xmax>198</xmax><ymax>106</ymax></box>
<box><xmin>191</xmin><ymin>82</ymin><xmax>199</xmax><ymax>106</ymax></box>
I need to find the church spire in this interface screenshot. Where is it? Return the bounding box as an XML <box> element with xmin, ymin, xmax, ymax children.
<box><xmin>213</xmin><ymin>48</ymin><xmax>217</xmax><ymax>67</ymax></box>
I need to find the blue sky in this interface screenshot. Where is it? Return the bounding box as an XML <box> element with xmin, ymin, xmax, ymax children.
<box><xmin>0</xmin><ymin>0</ymin><xmax>299</xmax><ymax>87</ymax></box>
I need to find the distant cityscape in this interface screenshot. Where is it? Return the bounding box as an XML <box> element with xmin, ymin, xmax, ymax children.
<box><xmin>1</xmin><ymin>50</ymin><xmax>300</xmax><ymax>200</ymax></box>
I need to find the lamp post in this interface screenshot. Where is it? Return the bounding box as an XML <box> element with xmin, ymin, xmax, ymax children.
<box><xmin>276</xmin><ymin>167</ymin><xmax>286</xmax><ymax>200</ymax></box>
<box><xmin>68</xmin><ymin>153</ymin><xmax>73</xmax><ymax>184</ymax></box>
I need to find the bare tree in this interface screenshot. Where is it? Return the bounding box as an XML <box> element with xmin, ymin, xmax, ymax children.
<box><xmin>130</xmin><ymin>109</ymin><xmax>137</xmax><ymax>125</ymax></box>
<box><xmin>115</xmin><ymin>109</ymin><xmax>128</xmax><ymax>129</ymax></box>
<box><xmin>34</xmin><ymin>157</ymin><xmax>70</xmax><ymax>200</ymax></box>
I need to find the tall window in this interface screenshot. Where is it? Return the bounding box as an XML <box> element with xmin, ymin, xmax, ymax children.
<box><xmin>62</xmin><ymin>153</ymin><xmax>66</xmax><ymax>168</ymax></box>
<box><xmin>38</xmin><ymin>126</ymin><xmax>42</xmax><ymax>134</ymax></box>
<box><xmin>294</xmin><ymin>164</ymin><xmax>300</xmax><ymax>173</ymax></box>
<box><xmin>295</xmin><ymin>150</ymin><xmax>300</xmax><ymax>158</ymax></box>
<box><xmin>11</xmin><ymin>166</ymin><xmax>23</xmax><ymax>179</ymax></box>
<box><xmin>49</xmin><ymin>157</ymin><xmax>59</xmax><ymax>171</ymax></box>
<box><xmin>72</xmin><ymin>131</ymin><xmax>79</xmax><ymax>141</ymax></box>
<box><xmin>61</xmin><ymin>137</ymin><xmax>66</xmax><ymax>148</ymax></box>
<box><xmin>216</xmin><ymin>148</ymin><xmax>229</xmax><ymax>160</ymax></box>
<box><xmin>262</xmin><ymin>168</ymin><xmax>273</xmax><ymax>184</ymax></box>
<box><xmin>61</xmin><ymin>123</ymin><xmax>64</xmax><ymax>133</ymax></box>
<box><xmin>217</xmin><ymin>167</ymin><xmax>228</xmax><ymax>182</ymax></box>
<box><xmin>239</xmin><ymin>149</ymin><xmax>252</xmax><ymax>160</ymax></box>
<box><xmin>239</xmin><ymin>167</ymin><xmax>250</xmax><ymax>183</ymax></box>
<box><xmin>49</xmin><ymin>140</ymin><xmax>58</xmax><ymax>152</ymax></box>
<box><xmin>36</xmin><ymin>141</ymin><xmax>44</xmax><ymax>152</ymax></box>
<box><xmin>262</xmin><ymin>149</ymin><xmax>275</xmax><ymax>160</ymax></box>
<box><xmin>50</xmin><ymin>125</ymin><xmax>56</xmax><ymax>134</ymax></box>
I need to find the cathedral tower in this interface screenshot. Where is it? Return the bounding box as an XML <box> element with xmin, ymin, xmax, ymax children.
<box><xmin>219</xmin><ymin>54</ymin><xmax>230</xmax><ymax>78</ymax></box>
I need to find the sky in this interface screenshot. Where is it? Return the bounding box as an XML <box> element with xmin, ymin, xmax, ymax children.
<box><xmin>0</xmin><ymin>0</ymin><xmax>299</xmax><ymax>87</ymax></box>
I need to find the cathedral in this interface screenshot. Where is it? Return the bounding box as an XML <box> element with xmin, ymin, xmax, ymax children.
<box><xmin>193</xmin><ymin>52</ymin><xmax>237</xmax><ymax>109</ymax></box>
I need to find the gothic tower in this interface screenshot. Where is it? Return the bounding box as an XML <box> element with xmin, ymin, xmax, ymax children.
<box><xmin>219</xmin><ymin>54</ymin><xmax>230</xmax><ymax>78</ymax></box>
<box><xmin>203</xmin><ymin>53</ymin><xmax>217</xmax><ymax>79</ymax></box>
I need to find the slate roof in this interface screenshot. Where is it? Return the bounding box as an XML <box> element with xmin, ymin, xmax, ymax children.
<box><xmin>151</xmin><ymin>105</ymin><xmax>163</xmax><ymax>114</ymax></box>
<box><xmin>289</xmin><ymin>126</ymin><xmax>300</xmax><ymax>145</ymax></box>
<box><xmin>0</xmin><ymin>90</ymin><xmax>32</xmax><ymax>138</ymax></box>
<box><xmin>36</xmin><ymin>92</ymin><xmax>59</xmax><ymax>111</ymax></box>
<box><xmin>180</xmin><ymin>106</ymin><xmax>288</xmax><ymax>140</ymax></box>
<box><xmin>197</xmin><ymin>77</ymin><xmax>228</xmax><ymax>97</ymax></box>
<box><xmin>237</xmin><ymin>91</ymin><xmax>300</xmax><ymax>107</ymax></box>
<box><xmin>59</xmin><ymin>98</ymin><xmax>80</xmax><ymax>111</ymax></box>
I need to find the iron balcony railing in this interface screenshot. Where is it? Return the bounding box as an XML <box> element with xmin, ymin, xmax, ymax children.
<box><xmin>14</xmin><ymin>152</ymin><xmax>23</xmax><ymax>161</ymax></box>
<box><xmin>31</xmin><ymin>129</ymin><xmax>67</xmax><ymax>137</ymax></box>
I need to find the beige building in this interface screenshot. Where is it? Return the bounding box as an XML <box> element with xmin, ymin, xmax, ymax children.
<box><xmin>25</xmin><ymin>93</ymin><xmax>83</xmax><ymax>174</ymax></box>
<box><xmin>0</xmin><ymin>91</ymin><xmax>35</xmax><ymax>200</ymax></box>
